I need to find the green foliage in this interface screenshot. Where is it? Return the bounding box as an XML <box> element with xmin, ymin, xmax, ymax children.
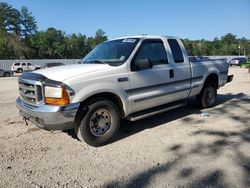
<box><xmin>0</xmin><ymin>2</ymin><xmax>108</xmax><ymax>59</ymax></box>
<box><xmin>183</xmin><ymin>33</ymin><xmax>250</xmax><ymax>56</ymax></box>
<box><xmin>0</xmin><ymin>2</ymin><xmax>107</xmax><ymax>59</ymax></box>
<box><xmin>25</xmin><ymin>28</ymin><xmax>106</xmax><ymax>59</ymax></box>
<box><xmin>20</xmin><ymin>6</ymin><xmax>37</xmax><ymax>36</ymax></box>
<box><xmin>0</xmin><ymin>2</ymin><xmax>22</xmax><ymax>35</ymax></box>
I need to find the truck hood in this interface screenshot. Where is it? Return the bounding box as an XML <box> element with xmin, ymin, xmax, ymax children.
<box><xmin>34</xmin><ymin>64</ymin><xmax>112</xmax><ymax>82</ymax></box>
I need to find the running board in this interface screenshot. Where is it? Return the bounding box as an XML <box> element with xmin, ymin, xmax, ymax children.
<box><xmin>127</xmin><ymin>100</ymin><xmax>187</xmax><ymax>121</ymax></box>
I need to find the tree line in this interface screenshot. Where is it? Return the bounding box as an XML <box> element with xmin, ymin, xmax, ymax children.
<box><xmin>0</xmin><ymin>2</ymin><xmax>107</xmax><ymax>59</ymax></box>
<box><xmin>182</xmin><ymin>34</ymin><xmax>250</xmax><ymax>56</ymax></box>
<box><xmin>0</xmin><ymin>2</ymin><xmax>249</xmax><ymax>60</ymax></box>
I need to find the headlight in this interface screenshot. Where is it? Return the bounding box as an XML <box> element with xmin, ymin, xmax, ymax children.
<box><xmin>45</xmin><ymin>86</ymin><xmax>63</xmax><ymax>98</ymax></box>
<box><xmin>44</xmin><ymin>86</ymin><xmax>69</xmax><ymax>105</ymax></box>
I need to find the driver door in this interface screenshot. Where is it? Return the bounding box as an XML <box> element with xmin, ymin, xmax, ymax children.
<box><xmin>128</xmin><ymin>39</ymin><xmax>175</xmax><ymax>113</ymax></box>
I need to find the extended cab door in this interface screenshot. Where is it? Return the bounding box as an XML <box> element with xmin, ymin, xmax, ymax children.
<box><xmin>127</xmin><ymin>39</ymin><xmax>175</xmax><ymax>113</ymax></box>
<box><xmin>166</xmin><ymin>38</ymin><xmax>192</xmax><ymax>100</ymax></box>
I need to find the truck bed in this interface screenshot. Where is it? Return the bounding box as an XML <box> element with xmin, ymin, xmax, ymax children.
<box><xmin>189</xmin><ymin>59</ymin><xmax>228</xmax><ymax>97</ymax></box>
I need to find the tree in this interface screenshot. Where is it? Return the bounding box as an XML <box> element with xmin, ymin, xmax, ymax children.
<box><xmin>87</xmin><ymin>29</ymin><xmax>107</xmax><ymax>48</ymax></box>
<box><xmin>182</xmin><ymin>33</ymin><xmax>250</xmax><ymax>56</ymax></box>
<box><xmin>65</xmin><ymin>33</ymin><xmax>90</xmax><ymax>58</ymax></box>
<box><xmin>220</xmin><ymin>33</ymin><xmax>238</xmax><ymax>55</ymax></box>
<box><xmin>95</xmin><ymin>29</ymin><xmax>107</xmax><ymax>44</ymax></box>
<box><xmin>0</xmin><ymin>2</ymin><xmax>22</xmax><ymax>35</ymax></box>
<box><xmin>20</xmin><ymin>6</ymin><xmax>37</xmax><ymax>37</ymax></box>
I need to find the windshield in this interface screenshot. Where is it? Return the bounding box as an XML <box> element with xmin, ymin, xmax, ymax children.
<box><xmin>81</xmin><ymin>38</ymin><xmax>139</xmax><ymax>66</ymax></box>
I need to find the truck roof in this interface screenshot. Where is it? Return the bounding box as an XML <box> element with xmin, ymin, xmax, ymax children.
<box><xmin>111</xmin><ymin>35</ymin><xmax>180</xmax><ymax>41</ymax></box>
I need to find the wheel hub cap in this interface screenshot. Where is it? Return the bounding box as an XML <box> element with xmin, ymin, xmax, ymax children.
<box><xmin>206</xmin><ymin>87</ymin><xmax>215</xmax><ymax>105</ymax></box>
<box><xmin>90</xmin><ymin>109</ymin><xmax>111</xmax><ymax>136</ymax></box>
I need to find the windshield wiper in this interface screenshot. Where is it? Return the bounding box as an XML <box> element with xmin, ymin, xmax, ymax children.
<box><xmin>89</xmin><ymin>59</ymin><xmax>106</xmax><ymax>64</ymax></box>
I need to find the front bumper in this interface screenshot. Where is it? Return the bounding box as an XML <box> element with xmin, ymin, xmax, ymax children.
<box><xmin>16</xmin><ymin>97</ymin><xmax>80</xmax><ymax>130</ymax></box>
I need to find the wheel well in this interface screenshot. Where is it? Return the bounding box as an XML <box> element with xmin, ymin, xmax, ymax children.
<box><xmin>204</xmin><ymin>73</ymin><xmax>219</xmax><ymax>89</ymax></box>
<box><xmin>77</xmin><ymin>92</ymin><xmax>125</xmax><ymax>119</ymax></box>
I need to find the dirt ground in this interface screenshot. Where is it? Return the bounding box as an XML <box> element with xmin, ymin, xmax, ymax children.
<box><xmin>0</xmin><ymin>67</ymin><xmax>250</xmax><ymax>188</ymax></box>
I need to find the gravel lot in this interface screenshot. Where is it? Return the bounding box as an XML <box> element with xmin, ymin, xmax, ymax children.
<box><xmin>0</xmin><ymin>67</ymin><xmax>250</xmax><ymax>188</ymax></box>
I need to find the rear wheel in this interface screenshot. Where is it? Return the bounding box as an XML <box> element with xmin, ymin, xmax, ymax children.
<box><xmin>4</xmin><ymin>72</ymin><xmax>10</xmax><ymax>77</ymax></box>
<box><xmin>196</xmin><ymin>82</ymin><xmax>217</xmax><ymax>108</ymax></box>
<box><xmin>74</xmin><ymin>100</ymin><xmax>120</xmax><ymax>147</ymax></box>
<box><xmin>17</xmin><ymin>68</ymin><xmax>23</xmax><ymax>73</ymax></box>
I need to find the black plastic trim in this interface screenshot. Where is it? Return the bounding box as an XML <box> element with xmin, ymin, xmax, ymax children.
<box><xmin>134</xmin><ymin>85</ymin><xmax>199</xmax><ymax>103</ymax></box>
<box><xmin>118</xmin><ymin>77</ymin><xmax>129</xmax><ymax>82</ymax></box>
<box><xmin>126</xmin><ymin>76</ymin><xmax>203</xmax><ymax>93</ymax></box>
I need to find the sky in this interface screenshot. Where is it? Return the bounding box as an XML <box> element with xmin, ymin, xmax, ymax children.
<box><xmin>3</xmin><ymin>0</ymin><xmax>250</xmax><ymax>40</ymax></box>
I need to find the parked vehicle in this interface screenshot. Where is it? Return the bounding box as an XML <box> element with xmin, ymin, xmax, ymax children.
<box><xmin>189</xmin><ymin>56</ymin><xmax>199</xmax><ymax>62</ymax></box>
<box><xmin>44</xmin><ymin>62</ymin><xmax>65</xmax><ymax>68</ymax></box>
<box><xmin>229</xmin><ymin>57</ymin><xmax>247</xmax><ymax>66</ymax></box>
<box><xmin>0</xmin><ymin>69</ymin><xmax>13</xmax><ymax>77</ymax></box>
<box><xmin>16</xmin><ymin>35</ymin><xmax>233</xmax><ymax>146</ymax></box>
<box><xmin>11</xmin><ymin>62</ymin><xmax>41</xmax><ymax>73</ymax></box>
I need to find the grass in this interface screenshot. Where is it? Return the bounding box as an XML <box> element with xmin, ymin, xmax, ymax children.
<box><xmin>240</xmin><ymin>61</ymin><xmax>250</xmax><ymax>67</ymax></box>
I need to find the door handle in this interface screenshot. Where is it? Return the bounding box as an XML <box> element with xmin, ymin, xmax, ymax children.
<box><xmin>169</xmin><ymin>69</ymin><xmax>174</xmax><ymax>78</ymax></box>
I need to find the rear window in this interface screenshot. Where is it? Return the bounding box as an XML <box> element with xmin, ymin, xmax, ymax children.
<box><xmin>14</xmin><ymin>63</ymin><xmax>20</xmax><ymax>66</ymax></box>
<box><xmin>168</xmin><ymin>39</ymin><xmax>184</xmax><ymax>63</ymax></box>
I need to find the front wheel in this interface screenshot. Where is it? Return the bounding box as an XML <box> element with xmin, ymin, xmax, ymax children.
<box><xmin>196</xmin><ymin>83</ymin><xmax>217</xmax><ymax>108</ymax></box>
<box><xmin>74</xmin><ymin>100</ymin><xmax>120</xmax><ymax>147</ymax></box>
<box><xmin>4</xmin><ymin>72</ymin><xmax>10</xmax><ymax>77</ymax></box>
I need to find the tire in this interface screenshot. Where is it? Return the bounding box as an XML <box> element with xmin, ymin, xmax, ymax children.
<box><xmin>35</xmin><ymin>67</ymin><xmax>40</xmax><ymax>70</ymax></box>
<box><xmin>17</xmin><ymin>68</ymin><xmax>23</xmax><ymax>73</ymax></box>
<box><xmin>4</xmin><ymin>72</ymin><xmax>10</xmax><ymax>77</ymax></box>
<box><xmin>74</xmin><ymin>100</ymin><xmax>120</xmax><ymax>147</ymax></box>
<box><xmin>196</xmin><ymin>82</ymin><xmax>217</xmax><ymax>108</ymax></box>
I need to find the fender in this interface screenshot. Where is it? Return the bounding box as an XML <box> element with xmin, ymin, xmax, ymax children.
<box><xmin>71</xmin><ymin>82</ymin><xmax>131</xmax><ymax>117</ymax></box>
<box><xmin>197</xmin><ymin>67</ymin><xmax>220</xmax><ymax>93</ymax></box>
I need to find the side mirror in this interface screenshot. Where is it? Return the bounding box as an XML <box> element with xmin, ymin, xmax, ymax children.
<box><xmin>134</xmin><ymin>58</ymin><xmax>153</xmax><ymax>71</ymax></box>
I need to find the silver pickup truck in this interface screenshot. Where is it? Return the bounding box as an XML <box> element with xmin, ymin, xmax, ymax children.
<box><xmin>16</xmin><ymin>35</ymin><xmax>233</xmax><ymax>146</ymax></box>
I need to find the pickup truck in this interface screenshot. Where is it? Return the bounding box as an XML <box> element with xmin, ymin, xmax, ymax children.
<box><xmin>16</xmin><ymin>35</ymin><xmax>233</xmax><ymax>146</ymax></box>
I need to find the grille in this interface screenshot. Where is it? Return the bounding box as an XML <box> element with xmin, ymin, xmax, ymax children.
<box><xmin>18</xmin><ymin>79</ymin><xmax>43</xmax><ymax>105</ymax></box>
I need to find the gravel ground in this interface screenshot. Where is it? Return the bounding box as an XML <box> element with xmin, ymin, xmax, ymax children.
<box><xmin>0</xmin><ymin>67</ymin><xmax>250</xmax><ymax>188</ymax></box>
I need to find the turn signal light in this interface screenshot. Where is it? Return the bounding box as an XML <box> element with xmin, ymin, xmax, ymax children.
<box><xmin>45</xmin><ymin>88</ymin><xmax>69</xmax><ymax>105</ymax></box>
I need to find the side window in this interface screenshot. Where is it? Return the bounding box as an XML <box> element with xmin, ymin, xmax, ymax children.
<box><xmin>168</xmin><ymin>39</ymin><xmax>184</xmax><ymax>63</ymax></box>
<box><xmin>135</xmin><ymin>40</ymin><xmax>168</xmax><ymax>66</ymax></box>
<box><xmin>14</xmin><ymin>63</ymin><xmax>20</xmax><ymax>66</ymax></box>
<box><xmin>21</xmin><ymin>63</ymin><xmax>26</xmax><ymax>66</ymax></box>
<box><xmin>27</xmin><ymin>63</ymin><xmax>31</xmax><ymax>66</ymax></box>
